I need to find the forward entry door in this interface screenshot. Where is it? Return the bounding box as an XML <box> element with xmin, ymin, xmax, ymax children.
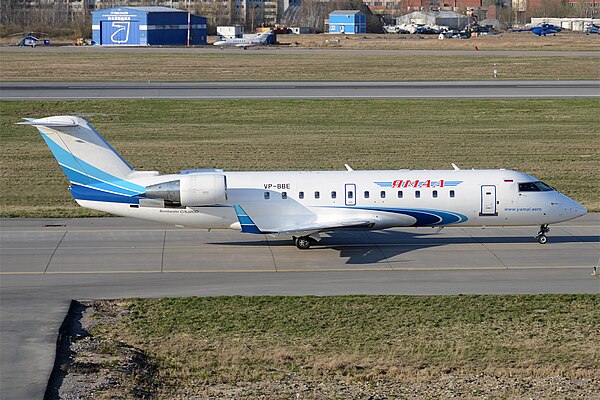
<box><xmin>480</xmin><ymin>185</ymin><xmax>497</xmax><ymax>216</ymax></box>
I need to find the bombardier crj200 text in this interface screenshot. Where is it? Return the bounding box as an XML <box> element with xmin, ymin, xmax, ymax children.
<box><xmin>21</xmin><ymin>116</ymin><xmax>587</xmax><ymax>249</ymax></box>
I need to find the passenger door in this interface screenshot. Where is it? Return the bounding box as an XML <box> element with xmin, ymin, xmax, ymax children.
<box><xmin>480</xmin><ymin>185</ymin><xmax>497</xmax><ymax>216</ymax></box>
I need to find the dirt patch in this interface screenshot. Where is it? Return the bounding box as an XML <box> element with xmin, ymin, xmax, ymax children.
<box><xmin>45</xmin><ymin>300</ymin><xmax>158</xmax><ymax>400</ymax></box>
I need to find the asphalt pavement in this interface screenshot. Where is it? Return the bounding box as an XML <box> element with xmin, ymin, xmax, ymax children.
<box><xmin>1</xmin><ymin>80</ymin><xmax>599</xmax><ymax>100</ymax></box>
<box><xmin>1</xmin><ymin>215</ymin><xmax>599</xmax><ymax>399</ymax></box>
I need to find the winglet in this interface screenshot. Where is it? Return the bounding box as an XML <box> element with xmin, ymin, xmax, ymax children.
<box><xmin>233</xmin><ymin>205</ymin><xmax>262</xmax><ymax>234</ymax></box>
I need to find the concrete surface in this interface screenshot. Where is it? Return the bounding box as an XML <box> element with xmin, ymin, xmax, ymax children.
<box><xmin>1</xmin><ymin>80</ymin><xmax>599</xmax><ymax>100</ymax></box>
<box><xmin>1</xmin><ymin>215</ymin><xmax>599</xmax><ymax>398</ymax></box>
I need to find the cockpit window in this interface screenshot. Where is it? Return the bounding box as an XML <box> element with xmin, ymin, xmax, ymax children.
<box><xmin>518</xmin><ymin>181</ymin><xmax>554</xmax><ymax>192</ymax></box>
<box><xmin>535</xmin><ymin>181</ymin><xmax>554</xmax><ymax>191</ymax></box>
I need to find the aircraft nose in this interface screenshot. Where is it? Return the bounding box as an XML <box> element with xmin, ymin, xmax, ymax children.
<box><xmin>565</xmin><ymin>198</ymin><xmax>587</xmax><ymax>219</ymax></box>
<box><xmin>574</xmin><ymin>203</ymin><xmax>587</xmax><ymax>218</ymax></box>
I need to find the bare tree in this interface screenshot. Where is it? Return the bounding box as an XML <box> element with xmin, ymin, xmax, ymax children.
<box><xmin>298</xmin><ymin>0</ymin><xmax>329</xmax><ymax>31</ymax></box>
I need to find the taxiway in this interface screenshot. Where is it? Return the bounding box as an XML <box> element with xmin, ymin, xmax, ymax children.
<box><xmin>1</xmin><ymin>215</ymin><xmax>598</xmax><ymax>398</ymax></box>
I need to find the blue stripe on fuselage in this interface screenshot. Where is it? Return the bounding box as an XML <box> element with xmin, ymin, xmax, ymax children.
<box><xmin>70</xmin><ymin>184</ymin><xmax>141</xmax><ymax>204</ymax></box>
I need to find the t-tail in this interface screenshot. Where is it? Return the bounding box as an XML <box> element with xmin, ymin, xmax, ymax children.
<box><xmin>18</xmin><ymin>116</ymin><xmax>146</xmax><ymax>204</ymax></box>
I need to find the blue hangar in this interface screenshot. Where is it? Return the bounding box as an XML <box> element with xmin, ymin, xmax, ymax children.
<box><xmin>92</xmin><ymin>6</ymin><xmax>207</xmax><ymax>46</ymax></box>
<box><xmin>328</xmin><ymin>10</ymin><xmax>366</xmax><ymax>34</ymax></box>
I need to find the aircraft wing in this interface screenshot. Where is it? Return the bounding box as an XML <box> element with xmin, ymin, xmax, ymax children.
<box><xmin>233</xmin><ymin>205</ymin><xmax>374</xmax><ymax>236</ymax></box>
<box><xmin>274</xmin><ymin>220</ymin><xmax>375</xmax><ymax>237</ymax></box>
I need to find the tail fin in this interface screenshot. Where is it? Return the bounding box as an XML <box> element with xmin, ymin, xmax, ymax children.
<box><xmin>19</xmin><ymin>116</ymin><xmax>145</xmax><ymax>202</ymax></box>
<box><xmin>259</xmin><ymin>30</ymin><xmax>273</xmax><ymax>39</ymax></box>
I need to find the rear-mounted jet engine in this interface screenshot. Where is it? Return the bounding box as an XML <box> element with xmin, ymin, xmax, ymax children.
<box><xmin>146</xmin><ymin>173</ymin><xmax>227</xmax><ymax>206</ymax></box>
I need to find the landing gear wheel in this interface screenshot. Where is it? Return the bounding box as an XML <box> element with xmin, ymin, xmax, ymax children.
<box><xmin>294</xmin><ymin>236</ymin><xmax>312</xmax><ymax>250</ymax></box>
<box><xmin>535</xmin><ymin>224</ymin><xmax>550</xmax><ymax>244</ymax></box>
<box><xmin>537</xmin><ymin>234</ymin><xmax>548</xmax><ymax>244</ymax></box>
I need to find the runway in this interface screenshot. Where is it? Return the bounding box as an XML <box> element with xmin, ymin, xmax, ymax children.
<box><xmin>1</xmin><ymin>215</ymin><xmax>599</xmax><ymax>398</ymax></box>
<box><xmin>1</xmin><ymin>80</ymin><xmax>599</xmax><ymax>100</ymax></box>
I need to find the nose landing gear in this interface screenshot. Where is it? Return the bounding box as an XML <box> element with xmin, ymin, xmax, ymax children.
<box><xmin>535</xmin><ymin>224</ymin><xmax>550</xmax><ymax>244</ymax></box>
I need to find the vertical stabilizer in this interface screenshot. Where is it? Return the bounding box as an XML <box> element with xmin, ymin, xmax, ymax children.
<box><xmin>19</xmin><ymin>116</ymin><xmax>145</xmax><ymax>202</ymax></box>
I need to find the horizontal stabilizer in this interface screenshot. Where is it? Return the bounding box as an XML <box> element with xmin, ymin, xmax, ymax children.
<box><xmin>18</xmin><ymin>117</ymin><xmax>78</xmax><ymax>127</ymax></box>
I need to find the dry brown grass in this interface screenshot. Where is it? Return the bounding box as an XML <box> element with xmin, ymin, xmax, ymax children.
<box><xmin>280</xmin><ymin>32</ymin><xmax>600</xmax><ymax>51</ymax></box>
<box><xmin>85</xmin><ymin>295</ymin><xmax>600</xmax><ymax>398</ymax></box>
<box><xmin>0</xmin><ymin>34</ymin><xmax>598</xmax><ymax>81</ymax></box>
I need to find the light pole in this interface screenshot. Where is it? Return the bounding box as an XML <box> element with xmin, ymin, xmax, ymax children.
<box><xmin>187</xmin><ymin>0</ymin><xmax>191</xmax><ymax>47</ymax></box>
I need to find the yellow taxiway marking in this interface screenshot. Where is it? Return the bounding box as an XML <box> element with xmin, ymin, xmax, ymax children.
<box><xmin>0</xmin><ymin>265</ymin><xmax>594</xmax><ymax>276</ymax></box>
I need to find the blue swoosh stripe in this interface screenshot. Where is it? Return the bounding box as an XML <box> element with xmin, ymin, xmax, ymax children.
<box><xmin>359</xmin><ymin>207</ymin><xmax>468</xmax><ymax>225</ymax></box>
<box><xmin>320</xmin><ymin>206</ymin><xmax>468</xmax><ymax>226</ymax></box>
<box><xmin>60</xmin><ymin>165</ymin><xmax>142</xmax><ymax>196</ymax></box>
<box><xmin>40</xmin><ymin>132</ymin><xmax>145</xmax><ymax>194</ymax></box>
<box><xmin>70</xmin><ymin>184</ymin><xmax>140</xmax><ymax>204</ymax></box>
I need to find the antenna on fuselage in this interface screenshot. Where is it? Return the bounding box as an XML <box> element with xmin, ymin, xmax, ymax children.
<box><xmin>344</xmin><ymin>164</ymin><xmax>354</xmax><ymax>171</ymax></box>
<box><xmin>451</xmin><ymin>163</ymin><xmax>460</xmax><ymax>170</ymax></box>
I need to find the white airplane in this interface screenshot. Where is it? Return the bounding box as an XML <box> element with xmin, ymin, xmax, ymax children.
<box><xmin>213</xmin><ymin>30</ymin><xmax>273</xmax><ymax>49</ymax></box>
<box><xmin>21</xmin><ymin>116</ymin><xmax>586</xmax><ymax>249</ymax></box>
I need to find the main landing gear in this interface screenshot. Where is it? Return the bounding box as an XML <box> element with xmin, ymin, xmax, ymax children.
<box><xmin>293</xmin><ymin>236</ymin><xmax>314</xmax><ymax>250</ymax></box>
<box><xmin>535</xmin><ymin>224</ymin><xmax>550</xmax><ymax>244</ymax></box>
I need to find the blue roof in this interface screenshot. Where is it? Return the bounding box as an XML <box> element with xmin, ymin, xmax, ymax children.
<box><xmin>117</xmin><ymin>6</ymin><xmax>185</xmax><ymax>13</ymax></box>
<box><xmin>330</xmin><ymin>10</ymin><xmax>363</xmax><ymax>15</ymax></box>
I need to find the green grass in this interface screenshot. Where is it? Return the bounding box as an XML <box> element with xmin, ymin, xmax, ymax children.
<box><xmin>1</xmin><ymin>98</ymin><xmax>598</xmax><ymax>217</ymax></box>
<box><xmin>92</xmin><ymin>295</ymin><xmax>600</xmax><ymax>396</ymax></box>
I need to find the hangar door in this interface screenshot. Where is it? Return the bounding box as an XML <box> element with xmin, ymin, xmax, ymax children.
<box><xmin>101</xmin><ymin>20</ymin><xmax>140</xmax><ymax>45</ymax></box>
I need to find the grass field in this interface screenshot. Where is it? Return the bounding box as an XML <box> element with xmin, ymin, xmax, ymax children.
<box><xmin>1</xmin><ymin>32</ymin><xmax>599</xmax><ymax>82</ymax></box>
<box><xmin>81</xmin><ymin>295</ymin><xmax>600</xmax><ymax>398</ymax></box>
<box><xmin>283</xmin><ymin>32</ymin><xmax>600</xmax><ymax>51</ymax></box>
<box><xmin>1</xmin><ymin>99</ymin><xmax>598</xmax><ymax>217</ymax></box>
<box><xmin>1</xmin><ymin>50</ymin><xmax>599</xmax><ymax>81</ymax></box>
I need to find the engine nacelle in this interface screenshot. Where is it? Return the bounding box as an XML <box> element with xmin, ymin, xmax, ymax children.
<box><xmin>146</xmin><ymin>173</ymin><xmax>227</xmax><ymax>206</ymax></box>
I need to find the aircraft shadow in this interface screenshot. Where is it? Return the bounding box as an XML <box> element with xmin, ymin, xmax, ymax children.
<box><xmin>208</xmin><ymin>230</ymin><xmax>599</xmax><ymax>265</ymax></box>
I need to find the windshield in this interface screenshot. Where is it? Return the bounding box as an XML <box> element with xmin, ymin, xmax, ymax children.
<box><xmin>518</xmin><ymin>181</ymin><xmax>554</xmax><ymax>192</ymax></box>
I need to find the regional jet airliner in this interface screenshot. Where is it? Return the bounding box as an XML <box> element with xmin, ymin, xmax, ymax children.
<box><xmin>21</xmin><ymin>116</ymin><xmax>586</xmax><ymax>249</ymax></box>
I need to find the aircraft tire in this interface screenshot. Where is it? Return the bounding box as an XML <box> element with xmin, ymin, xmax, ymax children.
<box><xmin>295</xmin><ymin>236</ymin><xmax>312</xmax><ymax>250</ymax></box>
<box><xmin>537</xmin><ymin>235</ymin><xmax>548</xmax><ymax>244</ymax></box>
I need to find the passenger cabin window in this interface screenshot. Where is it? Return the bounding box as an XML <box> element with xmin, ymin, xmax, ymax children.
<box><xmin>380</xmin><ymin>191</ymin><xmax>386</xmax><ymax>199</ymax></box>
<box><xmin>397</xmin><ymin>190</ymin><xmax>403</xmax><ymax>198</ymax></box>
<box><xmin>314</xmin><ymin>191</ymin><xmax>320</xmax><ymax>199</ymax></box>
<box><xmin>519</xmin><ymin>181</ymin><xmax>554</xmax><ymax>192</ymax></box>
<box><xmin>281</xmin><ymin>192</ymin><xmax>287</xmax><ymax>200</ymax></box>
<box><xmin>331</xmin><ymin>191</ymin><xmax>337</xmax><ymax>199</ymax></box>
<box><xmin>348</xmin><ymin>191</ymin><xmax>354</xmax><ymax>199</ymax></box>
<box><xmin>299</xmin><ymin>191</ymin><xmax>304</xmax><ymax>199</ymax></box>
<box><xmin>450</xmin><ymin>190</ymin><xmax>455</xmax><ymax>198</ymax></box>
<box><xmin>264</xmin><ymin>192</ymin><xmax>270</xmax><ymax>200</ymax></box>
<box><xmin>415</xmin><ymin>190</ymin><xmax>421</xmax><ymax>198</ymax></box>
<box><xmin>364</xmin><ymin>191</ymin><xmax>370</xmax><ymax>199</ymax></box>
<box><xmin>433</xmin><ymin>190</ymin><xmax>438</xmax><ymax>198</ymax></box>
